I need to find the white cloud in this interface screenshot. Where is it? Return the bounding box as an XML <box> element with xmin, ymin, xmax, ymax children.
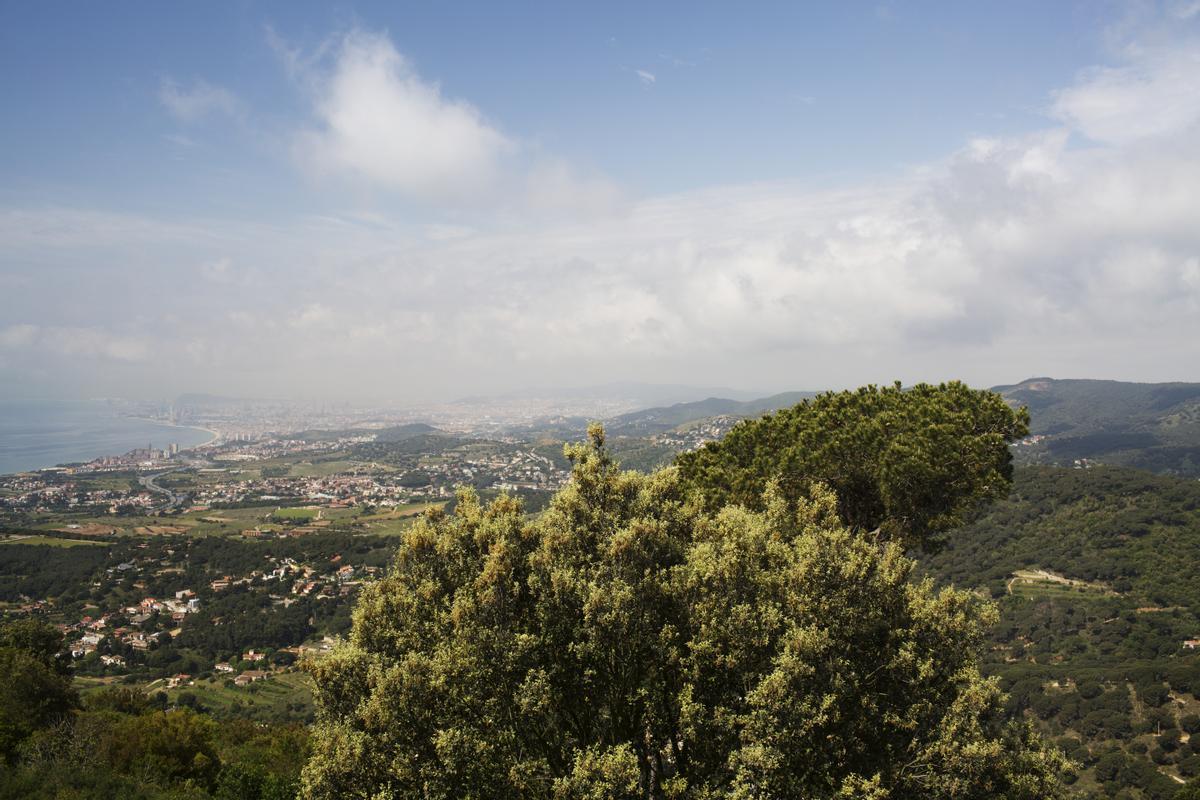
<box><xmin>5</xmin><ymin>25</ymin><xmax>1200</xmax><ymax>398</ymax></box>
<box><xmin>254</xmin><ymin>24</ymin><xmax>1199</xmax><ymax>387</ymax></box>
<box><xmin>282</xmin><ymin>29</ymin><xmax>626</xmax><ymax>216</ymax></box>
<box><xmin>635</xmin><ymin>69</ymin><xmax>656</xmax><ymax>85</ymax></box>
<box><xmin>1052</xmin><ymin>40</ymin><xmax>1200</xmax><ymax>144</ymax></box>
<box><xmin>293</xmin><ymin>30</ymin><xmax>511</xmax><ymax>198</ymax></box>
<box><xmin>159</xmin><ymin>78</ymin><xmax>241</xmax><ymax>123</ymax></box>
<box><xmin>523</xmin><ymin>159</ymin><xmax>625</xmax><ymax>218</ymax></box>
<box><xmin>291</xmin><ymin>303</ymin><xmax>335</xmax><ymax>329</ymax></box>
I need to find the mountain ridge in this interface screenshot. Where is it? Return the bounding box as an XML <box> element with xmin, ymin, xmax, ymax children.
<box><xmin>992</xmin><ymin>377</ymin><xmax>1200</xmax><ymax>476</ymax></box>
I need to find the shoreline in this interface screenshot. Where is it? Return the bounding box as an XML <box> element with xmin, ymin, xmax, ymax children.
<box><xmin>125</xmin><ymin>416</ymin><xmax>221</xmax><ymax>449</ymax></box>
<box><xmin>0</xmin><ymin>414</ymin><xmax>221</xmax><ymax>476</ymax></box>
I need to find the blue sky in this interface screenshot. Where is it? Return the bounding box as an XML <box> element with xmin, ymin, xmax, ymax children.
<box><xmin>2</xmin><ymin>1</ymin><xmax>1199</xmax><ymax>401</ymax></box>
<box><xmin>3</xmin><ymin>2</ymin><xmax>1102</xmax><ymax>208</ymax></box>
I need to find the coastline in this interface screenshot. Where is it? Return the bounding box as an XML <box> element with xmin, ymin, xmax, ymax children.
<box><xmin>125</xmin><ymin>416</ymin><xmax>221</xmax><ymax>449</ymax></box>
<box><xmin>0</xmin><ymin>407</ymin><xmax>222</xmax><ymax>475</ymax></box>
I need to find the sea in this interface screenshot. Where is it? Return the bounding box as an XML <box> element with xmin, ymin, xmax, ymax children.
<box><xmin>0</xmin><ymin>400</ymin><xmax>215</xmax><ymax>475</ymax></box>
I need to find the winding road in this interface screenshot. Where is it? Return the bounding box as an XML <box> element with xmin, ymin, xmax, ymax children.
<box><xmin>139</xmin><ymin>468</ymin><xmax>187</xmax><ymax>511</ymax></box>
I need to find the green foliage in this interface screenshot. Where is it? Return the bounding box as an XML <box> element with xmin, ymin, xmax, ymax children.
<box><xmin>919</xmin><ymin>464</ymin><xmax>1200</xmax><ymax>797</ymax></box>
<box><xmin>301</xmin><ymin>426</ymin><xmax>1064</xmax><ymax>799</ymax></box>
<box><xmin>676</xmin><ymin>382</ymin><xmax>1029</xmax><ymax>549</ymax></box>
<box><xmin>0</xmin><ymin>540</ymin><xmax>109</xmax><ymax>601</ymax></box>
<box><xmin>0</xmin><ymin>619</ymin><xmax>307</xmax><ymax>798</ymax></box>
<box><xmin>87</xmin><ymin>686</ymin><xmax>158</xmax><ymax>715</ymax></box>
<box><xmin>923</xmin><ymin>465</ymin><xmax>1200</xmax><ymax>612</ymax></box>
<box><xmin>100</xmin><ymin>708</ymin><xmax>221</xmax><ymax>785</ymax></box>
<box><xmin>213</xmin><ymin>762</ymin><xmax>298</xmax><ymax>800</ymax></box>
<box><xmin>0</xmin><ymin>704</ymin><xmax>307</xmax><ymax>799</ymax></box>
<box><xmin>0</xmin><ymin>619</ymin><xmax>77</xmax><ymax>763</ymax></box>
<box><xmin>603</xmin><ymin>392</ymin><xmax>816</xmax><ymax>437</ymax></box>
<box><xmin>996</xmin><ymin>377</ymin><xmax>1200</xmax><ymax>477</ymax></box>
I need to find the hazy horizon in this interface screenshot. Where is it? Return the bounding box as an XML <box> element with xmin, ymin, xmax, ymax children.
<box><xmin>3</xmin><ymin>2</ymin><xmax>1200</xmax><ymax>403</ymax></box>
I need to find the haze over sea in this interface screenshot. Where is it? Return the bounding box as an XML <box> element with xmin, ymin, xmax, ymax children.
<box><xmin>0</xmin><ymin>401</ymin><xmax>214</xmax><ymax>475</ymax></box>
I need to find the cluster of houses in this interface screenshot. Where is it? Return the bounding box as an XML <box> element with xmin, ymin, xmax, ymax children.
<box><xmin>647</xmin><ymin>415</ymin><xmax>740</xmax><ymax>453</ymax></box>
<box><xmin>391</xmin><ymin>446</ymin><xmax>569</xmax><ymax>495</ymax></box>
<box><xmin>197</xmin><ymin>649</ymin><xmax>274</xmax><ymax>686</ymax></box>
<box><xmin>0</xmin><ymin>477</ymin><xmax>157</xmax><ymax>514</ymax></box>
<box><xmin>197</xmin><ymin>444</ymin><xmax>570</xmax><ymax>504</ymax></box>
<box><xmin>207</xmin><ymin>556</ymin><xmax>380</xmax><ymax>601</ymax></box>
<box><xmin>63</xmin><ymin>589</ymin><xmax>202</xmax><ymax>659</ymax></box>
<box><xmin>62</xmin><ymin>552</ymin><xmax>361</xmax><ymax>676</ymax></box>
<box><xmin>1</xmin><ymin>430</ymin><xmax>575</xmax><ymax>520</ymax></box>
<box><xmin>187</xmin><ymin>471</ymin><xmax>449</xmax><ymax>508</ymax></box>
<box><xmin>165</xmin><ymin>640</ymin><xmax>335</xmax><ymax>690</ymax></box>
<box><xmin>203</xmin><ymin>434</ymin><xmax>373</xmax><ymax>464</ymax></box>
<box><xmin>479</xmin><ymin>450</ymin><xmax>567</xmax><ymax>492</ymax></box>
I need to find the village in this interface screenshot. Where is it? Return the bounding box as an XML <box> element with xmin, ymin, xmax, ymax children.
<box><xmin>0</xmin><ymin>422</ymin><xmax>584</xmax><ymax>704</ymax></box>
<box><xmin>0</xmin><ymin>431</ymin><xmax>570</xmax><ymax>518</ymax></box>
<box><xmin>10</xmin><ymin>529</ymin><xmax>384</xmax><ymax>695</ymax></box>
<box><xmin>644</xmin><ymin>414</ymin><xmax>741</xmax><ymax>452</ymax></box>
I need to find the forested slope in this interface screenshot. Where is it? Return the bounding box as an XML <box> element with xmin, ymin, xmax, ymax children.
<box><xmin>996</xmin><ymin>379</ymin><xmax>1200</xmax><ymax>476</ymax></box>
<box><xmin>922</xmin><ymin>466</ymin><xmax>1200</xmax><ymax>798</ymax></box>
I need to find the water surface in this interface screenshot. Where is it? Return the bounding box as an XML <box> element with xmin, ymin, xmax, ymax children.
<box><xmin>0</xmin><ymin>400</ymin><xmax>214</xmax><ymax>474</ymax></box>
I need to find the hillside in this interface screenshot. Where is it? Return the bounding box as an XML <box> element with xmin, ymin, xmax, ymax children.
<box><xmin>922</xmin><ymin>465</ymin><xmax>1200</xmax><ymax>798</ymax></box>
<box><xmin>454</xmin><ymin>381</ymin><xmax>764</xmax><ymax>407</ymax></box>
<box><xmin>996</xmin><ymin>378</ymin><xmax>1200</xmax><ymax>476</ymax></box>
<box><xmin>603</xmin><ymin>390</ymin><xmax>817</xmax><ymax>436</ymax></box>
<box><xmin>371</xmin><ymin>422</ymin><xmax>441</xmax><ymax>442</ymax></box>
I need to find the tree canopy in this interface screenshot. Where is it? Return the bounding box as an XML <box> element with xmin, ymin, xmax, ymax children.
<box><xmin>675</xmin><ymin>381</ymin><xmax>1030</xmax><ymax>550</ymax></box>
<box><xmin>0</xmin><ymin>619</ymin><xmax>77</xmax><ymax>763</ymax></box>
<box><xmin>301</xmin><ymin>424</ymin><xmax>1063</xmax><ymax>799</ymax></box>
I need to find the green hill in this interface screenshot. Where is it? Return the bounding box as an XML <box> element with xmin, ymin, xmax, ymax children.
<box><xmin>922</xmin><ymin>465</ymin><xmax>1200</xmax><ymax>798</ymax></box>
<box><xmin>372</xmin><ymin>422</ymin><xmax>441</xmax><ymax>442</ymax></box>
<box><xmin>996</xmin><ymin>378</ymin><xmax>1200</xmax><ymax>476</ymax></box>
<box><xmin>604</xmin><ymin>390</ymin><xmax>816</xmax><ymax>436</ymax></box>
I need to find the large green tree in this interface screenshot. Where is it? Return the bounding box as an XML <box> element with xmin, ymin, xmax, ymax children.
<box><xmin>675</xmin><ymin>381</ymin><xmax>1030</xmax><ymax>550</ymax></box>
<box><xmin>0</xmin><ymin>619</ymin><xmax>77</xmax><ymax>763</ymax></box>
<box><xmin>301</xmin><ymin>425</ymin><xmax>1063</xmax><ymax>799</ymax></box>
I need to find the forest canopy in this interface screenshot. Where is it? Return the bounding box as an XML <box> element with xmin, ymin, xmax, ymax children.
<box><xmin>675</xmin><ymin>381</ymin><xmax>1029</xmax><ymax>550</ymax></box>
<box><xmin>301</xmin><ymin>414</ymin><xmax>1064</xmax><ymax>799</ymax></box>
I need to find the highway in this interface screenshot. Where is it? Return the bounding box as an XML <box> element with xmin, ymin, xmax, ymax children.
<box><xmin>139</xmin><ymin>468</ymin><xmax>187</xmax><ymax>511</ymax></box>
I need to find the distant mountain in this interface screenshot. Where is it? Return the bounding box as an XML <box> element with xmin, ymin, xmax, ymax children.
<box><xmin>454</xmin><ymin>382</ymin><xmax>766</xmax><ymax>407</ymax></box>
<box><xmin>289</xmin><ymin>423</ymin><xmax>442</xmax><ymax>443</ymax></box>
<box><xmin>604</xmin><ymin>391</ymin><xmax>818</xmax><ymax>436</ymax></box>
<box><xmin>173</xmin><ymin>393</ymin><xmax>250</xmax><ymax>408</ymax></box>
<box><xmin>994</xmin><ymin>377</ymin><xmax>1200</xmax><ymax>476</ymax></box>
<box><xmin>373</xmin><ymin>423</ymin><xmax>441</xmax><ymax>442</ymax></box>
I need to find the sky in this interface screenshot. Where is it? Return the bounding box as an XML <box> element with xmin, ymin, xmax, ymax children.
<box><xmin>1</xmin><ymin>1</ymin><xmax>1199</xmax><ymax>403</ymax></box>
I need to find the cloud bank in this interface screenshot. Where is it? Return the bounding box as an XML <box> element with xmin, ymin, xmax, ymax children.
<box><xmin>2</xmin><ymin>25</ymin><xmax>1200</xmax><ymax>400</ymax></box>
